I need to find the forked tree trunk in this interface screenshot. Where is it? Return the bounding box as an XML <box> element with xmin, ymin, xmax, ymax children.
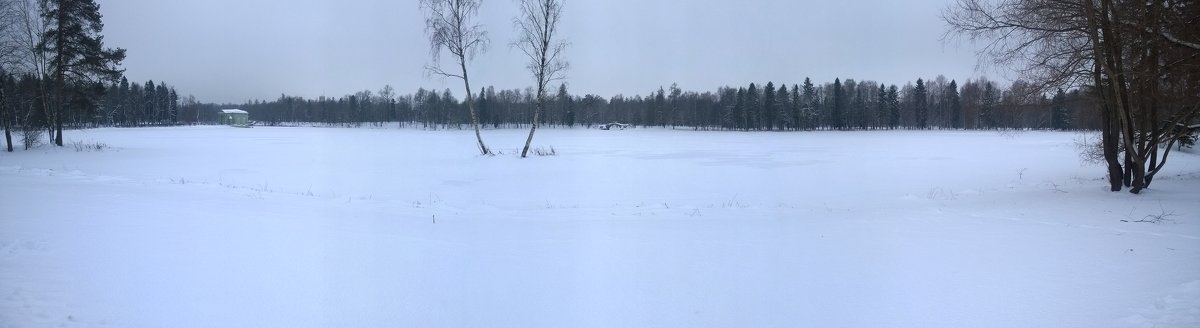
<box><xmin>1082</xmin><ymin>0</ymin><xmax>1124</xmax><ymax>192</ymax></box>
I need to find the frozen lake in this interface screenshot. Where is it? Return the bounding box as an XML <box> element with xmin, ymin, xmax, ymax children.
<box><xmin>2</xmin><ymin>126</ymin><xmax>1198</xmax><ymax>327</ymax></box>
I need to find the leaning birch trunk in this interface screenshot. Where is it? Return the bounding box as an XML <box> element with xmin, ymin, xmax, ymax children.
<box><xmin>460</xmin><ymin>61</ymin><xmax>489</xmax><ymax>155</ymax></box>
<box><xmin>513</xmin><ymin>0</ymin><xmax>567</xmax><ymax>158</ymax></box>
<box><xmin>520</xmin><ymin>92</ymin><xmax>543</xmax><ymax>158</ymax></box>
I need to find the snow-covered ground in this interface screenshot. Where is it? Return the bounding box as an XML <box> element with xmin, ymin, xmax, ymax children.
<box><xmin>1</xmin><ymin>126</ymin><xmax>1198</xmax><ymax>327</ymax></box>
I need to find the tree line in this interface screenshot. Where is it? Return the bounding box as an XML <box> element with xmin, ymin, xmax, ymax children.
<box><xmin>202</xmin><ymin>76</ymin><xmax>1096</xmax><ymax>132</ymax></box>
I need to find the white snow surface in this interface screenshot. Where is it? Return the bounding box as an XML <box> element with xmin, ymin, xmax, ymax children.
<box><xmin>2</xmin><ymin>126</ymin><xmax>1198</xmax><ymax>327</ymax></box>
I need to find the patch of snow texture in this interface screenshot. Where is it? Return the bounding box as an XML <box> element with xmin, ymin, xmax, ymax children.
<box><xmin>1</xmin><ymin>126</ymin><xmax>1198</xmax><ymax>327</ymax></box>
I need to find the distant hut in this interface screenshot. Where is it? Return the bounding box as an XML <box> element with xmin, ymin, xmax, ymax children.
<box><xmin>218</xmin><ymin>109</ymin><xmax>250</xmax><ymax>128</ymax></box>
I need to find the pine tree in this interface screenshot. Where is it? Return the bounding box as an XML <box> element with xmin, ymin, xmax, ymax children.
<box><xmin>39</xmin><ymin>0</ymin><xmax>126</xmax><ymax>146</ymax></box>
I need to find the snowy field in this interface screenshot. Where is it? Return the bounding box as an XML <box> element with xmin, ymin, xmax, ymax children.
<box><xmin>2</xmin><ymin>126</ymin><xmax>1198</xmax><ymax>327</ymax></box>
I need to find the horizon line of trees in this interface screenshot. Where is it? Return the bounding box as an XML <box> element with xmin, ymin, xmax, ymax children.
<box><xmin>187</xmin><ymin>75</ymin><xmax>1098</xmax><ymax>132</ymax></box>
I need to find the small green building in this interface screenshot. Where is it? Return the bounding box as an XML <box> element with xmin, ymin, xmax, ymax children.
<box><xmin>219</xmin><ymin>109</ymin><xmax>250</xmax><ymax>127</ymax></box>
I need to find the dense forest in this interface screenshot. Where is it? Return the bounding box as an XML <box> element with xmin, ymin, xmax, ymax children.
<box><xmin>3</xmin><ymin>74</ymin><xmax>182</xmax><ymax>144</ymax></box>
<box><xmin>184</xmin><ymin>76</ymin><xmax>1091</xmax><ymax>132</ymax></box>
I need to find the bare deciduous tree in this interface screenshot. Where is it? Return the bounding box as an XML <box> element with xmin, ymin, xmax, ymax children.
<box><xmin>420</xmin><ymin>0</ymin><xmax>491</xmax><ymax>155</ymax></box>
<box><xmin>513</xmin><ymin>0</ymin><xmax>567</xmax><ymax>158</ymax></box>
<box><xmin>944</xmin><ymin>0</ymin><xmax>1200</xmax><ymax>193</ymax></box>
<box><xmin>0</xmin><ymin>0</ymin><xmax>34</xmax><ymax>152</ymax></box>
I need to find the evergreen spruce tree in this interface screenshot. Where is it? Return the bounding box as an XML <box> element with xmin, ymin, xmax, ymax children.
<box><xmin>143</xmin><ymin>81</ymin><xmax>156</xmax><ymax>123</ymax></box>
<box><xmin>914</xmin><ymin>78</ymin><xmax>928</xmax><ymax>129</ymax></box>
<box><xmin>887</xmin><ymin>85</ymin><xmax>900</xmax><ymax>129</ymax></box>
<box><xmin>1051</xmin><ymin>88</ymin><xmax>1069</xmax><ymax>130</ymax></box>
<box><xmin>844</xmin><ymin>79</ymin><xmax>857</xmax><ymax>130</ymax></box>
<box><xmin>776</xmin><ymin>84</ymin><xmax>791</xmax><ymax>131</ymax></box>
<box><xmin>853</xmin><ymin>81</ymin><xmax>868</xmax><ymax>129</ymax></box>
<box><xmin>746</xmin><ymin>83</ymin><xmax>759</xmax><ymax>130</ymax></box>
<box><xmin>790</xmin><ymin>84</ymin><xmax>801</xmax><ymax>130</ymax></box>
<box><xmin>735</xmin><ymin>87</ymin><xmax>746</xmax><ymax>130</ymax></box>
<box><xmin>763</xmin><ymin>82</ymin><xmax>776</xmax><ymax>131</ymax></box>
<box><xmin>980</xmin><ymin>82</ymin><xmax>997</xmax><ymax>129</ymax></box>
<box><xmin>556</xmin><ymin>83</ymin><xmax>572</xmax><ymax>127</ymax></box>
<box><xmin>947</xmin><ymin>80</ymin><xmax>961</xmax><ymax>129</ymax></box>
<box><xmin>668</xmin><ymin>83</ymin><xmax>681</xmax><ymax>128</ymax></box>
<box><xmin>877</xmin><ymin>84</ymin><xmax>887</xmax><ymax>129</ymax></box>
<box><xmin>167</xmin><ymin>87</ymin><xmax>179</xmax><ymax>123</ymax></box>
<box><xmin>654</xmin><ymin>86</ymin><xmax>666</xmax><ymax>127</ymax></box>
<box><xmin>802</xmin><ymin>78</ymin><xmax>815</xmax><ymax>130</ymax></box>
<box><xmin>831</xmin><ymin>78</ymin><xmax>844</xmax><ymax>130</ymax></box>
<box><xmin>721</xmin><ymin>88</ymin><xmax>736</xmax><ymax>129</ymax></box>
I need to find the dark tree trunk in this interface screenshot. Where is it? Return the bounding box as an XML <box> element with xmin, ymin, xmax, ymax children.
<box><xmin>4</xmin><ymin>126</ymin><xmax>11</xmax><ymax>152</ymax></box>
<box><xmin>54</xmin><ymin>111</ymin><xmax>63</xmax><ymax>146</ymax></box>
<box><xmin>54</xmin><ymin>0</ymin><xmax>66</xmax><ymax>147</ymax></box>
<box><xmin>0</xmin><ymin>74</ymin><xmax>10</xmax><ymax>152</ymax></box>
<box><xmin>1083</xmin><ymin>0</ymin><xmax>1124</xmax><ymax>192</ymax></box>
<box><xmin>1102</xmin><ymin>101</ymin><xmax>1123</xmax><ymax>191</ymax></box>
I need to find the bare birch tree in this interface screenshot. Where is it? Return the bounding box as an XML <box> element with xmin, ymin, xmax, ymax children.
<box><xmin>513</xmin><ymin>0</ymin><xmax>567</xmax><ymax>158</ymax></box>
<box><xmin>13</xmin><ymin>0</ymin><xmax>48</xmax><ymax>144</ymax></box>
<box><xmin>0</xmin><ymin>0</ymin><xmax>18</xmax><ymax>151</ymax></box>
<box><xmin>420</xmin><ymin>0</ymin><xmax>491</xmax><ymax>155</ymax></box>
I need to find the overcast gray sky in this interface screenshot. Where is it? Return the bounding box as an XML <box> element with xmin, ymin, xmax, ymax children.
<box><xmin>100</xmin><ymin>0</ymin><xmax>986</xmax><ymax>104</ymax></box>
